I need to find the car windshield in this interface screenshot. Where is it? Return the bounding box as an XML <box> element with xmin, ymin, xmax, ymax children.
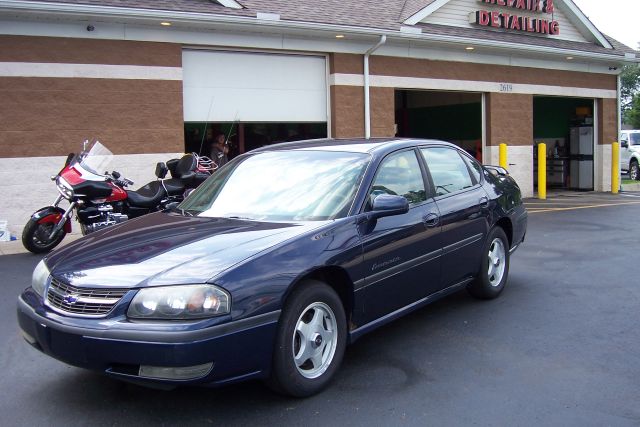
<box><xmin>630</xmin><ymin>133</ymin><xmax>640</xmax><ymax>145</ymax></box>
<box><xmin>178</xmin><ymin>150</ymin><xmax>370</xmax><ymax>221</ymax></box>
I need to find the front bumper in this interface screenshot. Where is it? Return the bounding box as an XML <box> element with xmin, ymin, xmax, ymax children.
<box><xmin>17</xmin><ymin>291</ymin><xmax>280</xmax><ymax>387</ymax></box>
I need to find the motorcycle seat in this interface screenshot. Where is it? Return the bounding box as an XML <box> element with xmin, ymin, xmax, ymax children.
<box><xmin>127</xmin><ymin>180</ymin><xmax>185</xmax><ymax>208</ymax></box>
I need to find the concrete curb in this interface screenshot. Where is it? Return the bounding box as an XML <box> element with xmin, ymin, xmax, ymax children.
<box><xmin>0</xmin><ymin>233</ymin><xmax>82</xmax><ymax>256</ymax></box>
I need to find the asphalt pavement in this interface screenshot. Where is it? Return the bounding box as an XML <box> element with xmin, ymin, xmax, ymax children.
<box><xmin>2</xmin><ymin>194</ymin><xmax>640</xmax><ymax>426</ymax></box>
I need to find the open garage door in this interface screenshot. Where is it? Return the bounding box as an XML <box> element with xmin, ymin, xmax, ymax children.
<box><xmin>395</xmin><ymin>90</ymin><xmax>483</xmax><ymax>161</ymax></box>
<box><xmin>533</xmin><ymin>97</ymin><xmax>595</xmax><ymax>191</ymax></box>
<box><xmin>182</xmin><ymin>50</ymin><xmax>328</xmax><ymax>157</ymax></box>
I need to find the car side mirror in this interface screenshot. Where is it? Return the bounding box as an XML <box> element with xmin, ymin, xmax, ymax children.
<box><xmin>621</xmin><ymin>140</ymin><xmax>628</xmax><ymax>148</ymax></box>
<box><xmin>368</xmin><ymin>194</ymin><xmax>409</xmax><ymax>220</ymax></box>
<box><xmin>484</xmin><ymin>165</ymin><xmax>509</xmax><ymax>177</ymax></box>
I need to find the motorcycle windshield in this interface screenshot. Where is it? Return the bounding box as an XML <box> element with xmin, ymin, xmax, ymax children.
<box><xmin>80</xmin><ymin>141</ymin><xmax>114</xmax><ymax>176</ymax></box>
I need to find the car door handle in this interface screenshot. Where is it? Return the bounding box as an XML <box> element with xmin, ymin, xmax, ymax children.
<box><xmin>423</xmin><ymin>213</ymin><xmax>440</xmax><ymax>228</ymax></box>
<box><xmin>479</xmin><ymin>197</ymin><xmax>489</xmax><ymax>208</ymax></box>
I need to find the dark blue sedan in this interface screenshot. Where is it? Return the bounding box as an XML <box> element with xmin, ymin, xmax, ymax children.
<box><xmin>18</xmin><ymin>138</ymin><xmax>527</xmax><ymax>397</ymax></box>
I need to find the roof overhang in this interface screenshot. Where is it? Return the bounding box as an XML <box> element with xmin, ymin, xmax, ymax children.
<box><xmin>0</xmin><ymin>0</ymin><xmax>636</xmax><ymax>66</ymax></box>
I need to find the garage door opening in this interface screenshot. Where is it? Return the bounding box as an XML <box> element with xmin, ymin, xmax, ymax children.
<box><xmin>533</xmin><ymin>97</ymin><xmax>594</xmax><ymax>191</ymax></box>
<box><xmin>182</xmin><ymin>50</ymin><xmax>328</xmax><ymax>162</ymax></box>
<box><xmin>184</xmin><ymin>122</ymin><xmax>327</xmax><ymax>160</ymax></box>
<box><xmin>395</xmin><ymin>90</ymin><xmax>483</xmax><ymax>161</ymax></box>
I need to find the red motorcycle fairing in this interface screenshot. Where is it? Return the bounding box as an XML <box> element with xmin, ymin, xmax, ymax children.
<box><xmin>59</xmin><ymin>166</ymin><xmax>84</xmax><ymax>185</ymax></box>
<box><xmin>106</xmin><ymin>182</ymin><xmax>127</xmax><ymax>202</ymax></box>
<box><xmin>33</xmin><ymin>206</ymin><xmax>72</xmax><ymax>233</ymax></box>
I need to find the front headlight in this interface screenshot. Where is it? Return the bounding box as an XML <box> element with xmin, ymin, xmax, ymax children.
<box><xmin>56</xmin><ymin>177</ymin><xmax>74</xmax><ymax>199</ymax></box>
<box><xmin>127</xmin><ymin>284</ymin><xmax>230</xmax><ymax>320</ymax></box>
<box><xmin>32</xmin><ymin>259</ymin><xmax>50</xmax><ymax>297</ymax></box>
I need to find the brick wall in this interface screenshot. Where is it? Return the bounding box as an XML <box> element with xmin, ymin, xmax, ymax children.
<box><xmin>0</xmin><ymin>36</ymin><xmax>184</xmax><ymax>157</ymax></box>
<box><xmin>370</xmin><ymin>56</ymin><xmax>616</xmax><ymax>90</ymax></box>
<box><xmin>598</xmin><ymin>98</ymin><xmax>618</xmax><ymax>146</ymax></box>
<box><xmin>486</xmin><ymin>93</ymin><xmax>534</xmax><ymax>147</ymax></box>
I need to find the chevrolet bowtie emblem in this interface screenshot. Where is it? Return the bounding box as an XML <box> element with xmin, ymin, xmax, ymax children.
<box><xmin>63</xmin><ymin>294</ymin><xmax>79</xmax><ymax>305</ymax></box>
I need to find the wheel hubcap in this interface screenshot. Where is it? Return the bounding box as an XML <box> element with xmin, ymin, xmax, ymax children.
<box><xmin>292</xmin><ymin>302</ymin><xmax>338</xmax><ymax>379</ymax></box>
<box><xmin>487</xmin><ymin>238</ymin><xmax>506</xmax><ymax>287</ymax></box>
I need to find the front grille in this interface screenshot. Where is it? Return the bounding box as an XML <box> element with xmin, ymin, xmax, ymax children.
<box><xmin>46</xmin><ymin>277</ymin><xmax>128</xmax><ymax>317</ymax></box>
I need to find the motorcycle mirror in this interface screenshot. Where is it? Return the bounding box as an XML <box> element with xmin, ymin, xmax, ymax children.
<box><xmin>112</xmin><ymin>171</ymin><xmax>121</xmax><ymax>179</ymax></box>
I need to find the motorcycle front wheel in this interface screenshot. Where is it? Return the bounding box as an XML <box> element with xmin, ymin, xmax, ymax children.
<box><xmin>22</xmin><ymin>218</ymin><xmax>66</xmax><ymax>254</ymax></box>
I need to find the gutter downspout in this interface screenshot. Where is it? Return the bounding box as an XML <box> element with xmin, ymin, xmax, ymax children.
<box><xmin>617</xmin><ymin>72</ymin><xmax>622</xmax><ymax>192</ymax></box>
<box><xmin>364</xmin><ymin>35</ymin><xmax>386</xmax><ymax>139</ymax></box>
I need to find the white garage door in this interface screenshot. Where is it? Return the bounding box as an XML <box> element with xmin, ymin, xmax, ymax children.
<box><xmin>183</xmin><ymin>50</ymin><xmax>327</xmax><ymax>123</ymax></box>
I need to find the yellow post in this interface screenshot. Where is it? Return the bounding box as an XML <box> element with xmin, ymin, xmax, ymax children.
<box><xmin>499</xmin><ymin>143</ymin><xmax>507</xmax><ymax>169</ymax></box>
<box><xmin>538</xmin><ymin>143</ymin><xmax>546</xmax><ymax>200</ymax></box>
<box><xmin>611</xmin><ymin>142</ymin><xmax>620</xmax><ymax>194</ymax></box>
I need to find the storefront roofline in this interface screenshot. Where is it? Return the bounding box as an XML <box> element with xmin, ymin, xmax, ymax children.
<box><xmin>1</xmin><ymin>0</ymin><xmax>637</xmax><ymax>66</ymax></box>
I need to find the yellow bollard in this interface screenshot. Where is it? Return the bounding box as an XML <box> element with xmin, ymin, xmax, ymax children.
<box><xmin>538</xmin><ymin>143</ymin><xmax>546</xmax><ymax>200</ymax></box>
<box><xmin>611</xmin><ymin>142</ymin><xmax>620</xmax><ymax>194</ymax></box>
<box><xmin>499</xmin><ymin>143</ymin><xmax>507</xmax><ymax>169</ymax></box>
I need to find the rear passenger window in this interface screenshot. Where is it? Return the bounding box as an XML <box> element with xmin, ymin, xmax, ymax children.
<box><xmin>421</xmin><ymin>147</ymin><xmax>474</xmax><ymax>196</ymax></box>
<box><xmin>368</xmin><ymin>150</ymin><xmax>426</xmax><ymax>207</ymax></box>
<box><xmin>461</xmin><ymin>154</ymin><xmax>482</xmax><ymax>184</ymax></box>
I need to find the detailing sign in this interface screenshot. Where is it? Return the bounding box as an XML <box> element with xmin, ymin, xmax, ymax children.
<box><xmin>470</xmin><ymin>0</ymin><xmax>560</xmax><ymax>36</ymax></box>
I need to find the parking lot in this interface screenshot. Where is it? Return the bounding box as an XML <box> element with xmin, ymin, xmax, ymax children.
<box><xmin>1</xmin><ymin>193</ymin><xmax>639</xmax><ymax>426</ymax></box>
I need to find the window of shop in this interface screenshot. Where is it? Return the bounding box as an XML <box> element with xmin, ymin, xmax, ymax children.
<box><xmin>184</xmin><ymin>121</ymin><xmax>327</xmax><ymax>160</ymax></box>
<box><xmin>395</xmin><ymin>90</ymin><xmax>483</xmax><ymax>161</ymax></box>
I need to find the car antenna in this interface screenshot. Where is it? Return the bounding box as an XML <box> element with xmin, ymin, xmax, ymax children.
<box><xmin>198</xmin><ymin>96</ymin><xmax>216</xmax><ymax>156</ymax></box>
<box><xmin>225</xmin><ymin>111</ymin><xmax>239</xmax><ymax>146</ymax></box>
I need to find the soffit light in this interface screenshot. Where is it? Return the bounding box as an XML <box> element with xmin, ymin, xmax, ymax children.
<box><xmin>335</xmin><ymin>34</ymin><xmax>345</xmax><ymax>39</ymax></box>
<box><xmin>160</xmin><ymin>21</ymin><xmax>172</xmax><ymax>26</ymax></box>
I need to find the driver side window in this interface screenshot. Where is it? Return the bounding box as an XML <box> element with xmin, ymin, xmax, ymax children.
<box><xmin>367</xmin><ymin>150</ymin><xmax>426</xmax><ymax>210</ymax></box>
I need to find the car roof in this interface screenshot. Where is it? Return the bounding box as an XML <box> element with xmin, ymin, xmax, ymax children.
<box><xmin>251</xmin><ymin>138</ymin><xmax>459</xmax><ymax>155</ymax></box>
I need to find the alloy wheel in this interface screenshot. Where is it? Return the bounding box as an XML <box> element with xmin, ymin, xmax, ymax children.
<box><xmin>292</xmin><ymin>302</ymin><xmax>338</xmax><ymax>379</ymax></box>
<box><xmin>487</xmin><ymin>238</ymin><xmax>506</xmax><ymax>287</ymax></box>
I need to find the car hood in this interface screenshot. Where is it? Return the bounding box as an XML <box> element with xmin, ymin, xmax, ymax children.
<box><xmin>46</xmin><ymin>212</ymin><xmax>328</xmax><ymax>289</ymax></box>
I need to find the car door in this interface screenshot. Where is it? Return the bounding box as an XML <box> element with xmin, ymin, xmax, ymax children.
<box><xmin>620</xmin><ymin>132</ymin><xmax>631</xmax><ymax>171</ymax></box>
<box><xmin>357</xmin><ymin>149</ymin><xmax>442</xmax><ymax>323</ymax></box>
<box><xmin>420</xmin><ymin>146</ymin><xmax>490</xmax><ymax>288</ymax></box>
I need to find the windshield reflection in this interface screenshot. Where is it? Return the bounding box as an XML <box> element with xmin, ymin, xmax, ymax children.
<box><xmin>179</xmin><ymin>150</ymin><xmax>370</xmax><ymax>221</ymax></box>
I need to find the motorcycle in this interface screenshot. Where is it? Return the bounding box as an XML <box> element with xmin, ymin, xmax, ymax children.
<box><xmin>22</xmin><ymin>140</ymin><xmax>214</xmax><ymax>254</ymax></box>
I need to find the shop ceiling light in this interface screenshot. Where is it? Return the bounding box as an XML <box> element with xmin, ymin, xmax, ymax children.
<box><xmin>566</xmin><ymin>56</ymin><xmax>574</xmax><ymax>60</ymax></box>
<box><xmin>160</xmin><ymin>21</ymin><xmax>172</xmax><ymax>26</ymax></box>
<box><xmin>465</xmin><ymin>46</ymin><xmax>475</xmax><ymax>51</ymax></box>
<box><xmin>335</xmin><ymin>34</ymin><xmax>345</xmax><ymax>39</ymax></box>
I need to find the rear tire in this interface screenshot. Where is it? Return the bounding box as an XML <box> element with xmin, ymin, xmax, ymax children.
<box><xmin>630</xmin><ymin>160</ymin><xmax>640</xmax><ymax>181</ymax></box>
<box><xmin>21</xmin><ymin>217</ymin><xmax>66</xmax><ymax>254</ymax></box>
<box><xmin>267</xmin><ymin>280</ymin><xmax>346</xmax><ymax>397</ymax></box>
<box><xmin>467</xmin><ymin>227</ymin><xmax>510</xmax><ymax>300</ymax></box>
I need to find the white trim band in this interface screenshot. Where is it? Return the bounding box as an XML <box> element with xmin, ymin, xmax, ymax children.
<box><xmin>0</xmin><ymin>62</ymin><xmax>183</xmax><ymax>80</ymax></box>
<box><xmin>330</xmin><ymin>73</ymin><xmax>617</xmax><ymax>99</ymax></box>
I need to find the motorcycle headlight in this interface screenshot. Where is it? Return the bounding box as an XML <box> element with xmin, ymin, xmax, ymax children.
<box><xmin>127</xmin><ymin>284</ymin><xmax>230</xmax><ymax>320</ymax></box>
<box><xmin>56</xmin><ymin>177</ymin><xmax>74</xmax><ymax>199</ymax></box>
<box><xmin>32</xmin><ymin>259</ymin><xmax>50</xmax><ymax>297</ymax></box>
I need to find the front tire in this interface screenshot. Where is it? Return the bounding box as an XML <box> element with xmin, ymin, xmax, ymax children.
<box><xmin>21</xmin><ymin>217</ymin><xmax>66</xmax><ymax>254</ymax></box>
<box><xmin>630</xmin><ymin>160</ymin><xmax>640</xmax><ymax>181</ymax></box>
<box><xmin>267</xmin><ymin>280</ymin><xmax>347</xmax><ymax>397</ymax></box>
<box><xmin>467</xmin><ymin>227</ymin><xmax>510</xmax><ymax>299</ymax></box>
